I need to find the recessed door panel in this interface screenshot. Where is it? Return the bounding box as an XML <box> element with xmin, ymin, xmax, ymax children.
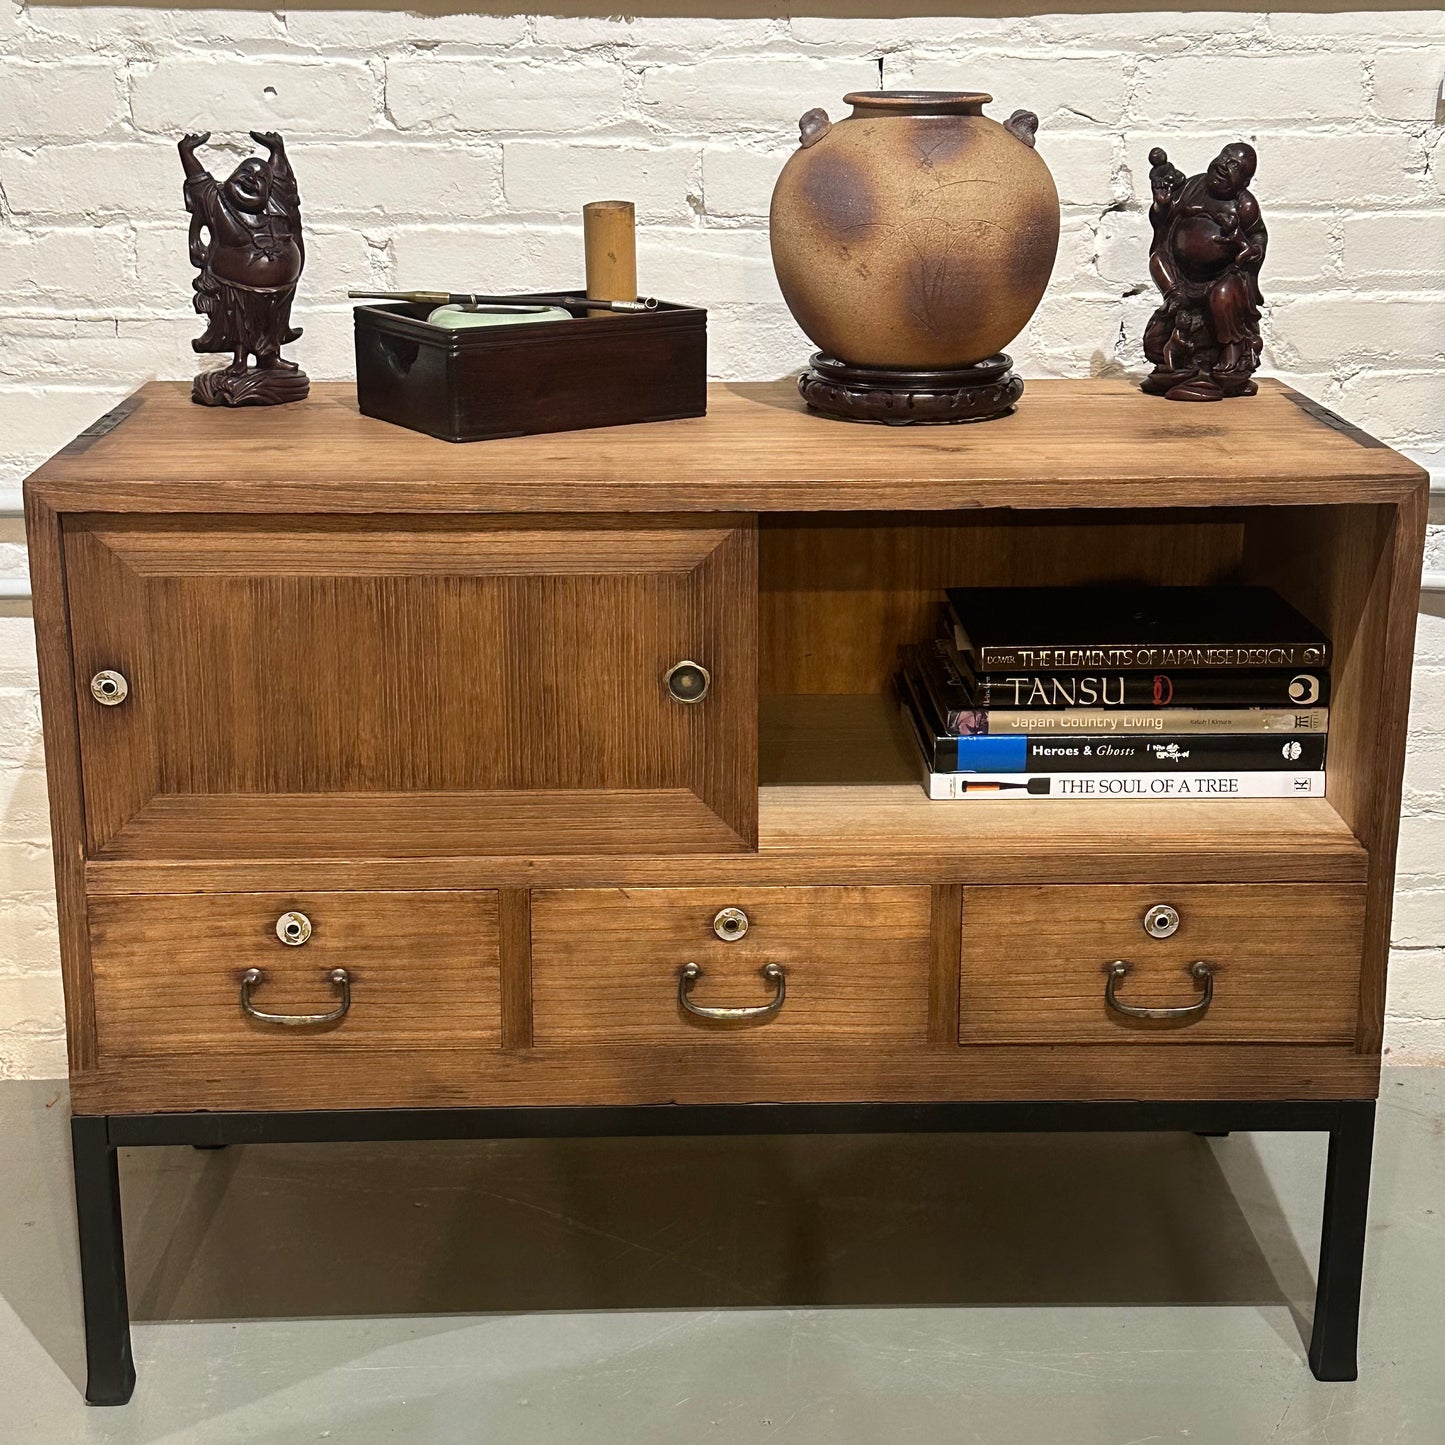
<box><xmin>65</xmin><ymin>516</ymin><xmax>757</xmax><ymax>857</ymax></box>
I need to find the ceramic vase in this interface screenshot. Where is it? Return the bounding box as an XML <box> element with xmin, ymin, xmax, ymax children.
<box><xmin>769</xmin><ymin>90</ymin><xmax>1061</xmax><ymax>421</ymax></box>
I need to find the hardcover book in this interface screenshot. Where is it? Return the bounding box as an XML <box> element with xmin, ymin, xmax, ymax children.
<box><xmin>962</xmin><ymin>661</ymin><xmax>1331</xmax><ymax>711</ymax></box>
<box><xmin>959</xmin><ymin>706</ymin><xmax>1328</xmax><ymax>736</ymax></box>
<box><xmin>910</xmin><ymin>641</ymin><xmax>1330</xmax><ymax>730</ymax></box>
<box><xmin>900</xmin><ymin>666</ymin><xmax>1326</xmax><ymax>773</ymax></box>
<box><xmin>917</xmin><ymin>769</ymin><xmax>1328</xmax><ymax>800</ymax></box>
<box><xmin>944</xmin><ymin>585</ymin><xmax>1330</xmax><ymax>671</ymax></box>
<box><xmin>899</xmin><ymin>685</ymin><xmax>1327</xmax><ymax>800</ymax></box>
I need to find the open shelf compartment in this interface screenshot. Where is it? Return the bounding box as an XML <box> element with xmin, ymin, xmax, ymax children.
<box><xmin>756</xmin><ymin>502</ymin><xmax>1399</xmax><ymax>876</ymax></box>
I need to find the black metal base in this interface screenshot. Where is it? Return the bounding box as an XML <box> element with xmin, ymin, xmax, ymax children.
<box><xmin>70</xmin><ymin>1117</ymin><xmax>134</xmax><ymax>1406</ymax></box>
<box><xmin>71</xmin><ymin>1098</ymin><xmax>1376</xmax><ymax>1404</ymax></box>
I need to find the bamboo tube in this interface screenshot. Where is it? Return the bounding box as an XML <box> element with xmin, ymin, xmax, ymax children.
<box><xmin>583</xmin><ymin>200</ymin><xmax>637</xmax><ymax>315</ymax></box>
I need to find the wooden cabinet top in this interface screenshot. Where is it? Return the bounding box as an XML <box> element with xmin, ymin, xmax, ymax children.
<box><xmin>25</xmin><ymin>378</ymin><xmax>1425</xmax><ymax>515</ymax></box>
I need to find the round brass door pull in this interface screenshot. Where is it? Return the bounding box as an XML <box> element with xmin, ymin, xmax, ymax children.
<box><xmin>90</xmin><ymin>670</ymin><xmax>129</xmax><ymax>706</ymax></box>
<box><xmin>665</xmin><ymin>660</ymin><xmax>710</xmax><ymax>704</ymax></box>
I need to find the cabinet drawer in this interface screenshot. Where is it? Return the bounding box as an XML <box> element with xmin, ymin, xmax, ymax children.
<box><xmin>89</xmin><ymin>891</ymin><xmax>501</xmax><ymax>1060</ymax></box>
<box><xmin>959</xmin><ymin>884</ymin><xmax>1366</xmax><ymax>1045</ymax></box>
<box><xmin>531</xmin><ymin>887</ymin><xmax>931</xmax><ymax>1045</ymax></box>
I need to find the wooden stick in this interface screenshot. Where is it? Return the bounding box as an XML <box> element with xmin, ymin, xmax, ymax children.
<box><xmin>583</xmin><ymin>200</ymin><xmax>637</xmax><ymax>316</ymax></box>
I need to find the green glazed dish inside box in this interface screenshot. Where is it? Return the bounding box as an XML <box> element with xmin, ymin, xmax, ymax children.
<box><xmin>353</xmin><ymin>293</ymin><xmax>707</xmax><ymax>443</ymax></box>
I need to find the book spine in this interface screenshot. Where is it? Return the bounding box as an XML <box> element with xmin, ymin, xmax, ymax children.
<box><xmin>972</xmin><ymin>668</ymin><xmax>1331</xmax><ymax>709</ymax></box>
<box><xmin>972</xmin><ymin>643</ymin><xmax>1329</xmax><ymax>671</ymax></box>
<box><xmin>900</xmin><ymin>665</ymin><xmax>1016</xmax><ymax>771</ymax></box>
<box><xmin>938</xmin><ymin>732</ymin><xmax>1327</xmax><ymax>772</ymax></box>
<box><xmin>922</xmin><ymin>770</ymin><xmax>1328</xmax><ymax>800</ymax></box>
<box><xmin>914</xmin><ymin>639</ymin><xmax>975</xmax><ymax>729</ymax></box>
<box><xmin>961</xmin><ymin>707</ymin><xmax>1329</xmax><ymax>736</ymax></box>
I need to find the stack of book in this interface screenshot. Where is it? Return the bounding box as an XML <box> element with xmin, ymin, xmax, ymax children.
<box><xmin>896</xmin><ymin>585</ymin><xmax>1331</xmax><ymax>800</ymax></box>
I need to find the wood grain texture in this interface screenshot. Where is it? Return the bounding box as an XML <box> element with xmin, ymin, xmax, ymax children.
<box><xmin>63</xmin><ymin>524</ymin><xmax>161</xmax><ymax>854</ymax></box>
<box><xmin>928</xmin><ymin>885</ymin><xmax>963</xmax><ymax>1045</ymax></box>
<box><xmin>1241</xmin><ymin>498</ymin><xmax>1428</xmax><ymax>1055</ymax></box>
<box><xmin>26</xmin><ymin>380</ymin><xmax>1424</xmax><ymax>516</ymax></box>
<box><xmin>761</xmin><ymin>511</ymin><xmax>1246</xmax><ymax>694</ymax></box>
<box><xmin>21</xmin><ymin>493</ymin><xmax>97</xmax><ymax>1070</ymax></box>
<box><xmin>960</xmin><ymin>884</ymin><xmax>1366</xmax><ymax>1045</ymax></box>
<box><xmin>82</xmin><ymin>694</ymin><xmax>1369</xmax><ymax>882</ymax></box>
<box><xmin>1353</xmin><ymin>484</ymin><xmax>1431</xmax><ymax>1052</ymax></box>
<box><xmin>25</xmin><ymin>382</ymin><xmax>1425</xmax><ymax>1121</ymax></box>
<box><xmin>67</xmin><ymin>1042</ymin><xmax>1380</xmax><ymax>1115</ymax></box>
<box><xmin>84</xmin><ymin>791</ymin><xmax>1369</xmax><ymax>888</ymax></box>
<box><xmin>499</xmin><ymin>888</ymin><xmax>532</xmax><ymax>1051</ymax></box>
<box><xmin>88</xmin><ymin>891</ymin><xmax>501</xmax><ymax>1060</ymax></box>
<box><xmin>695</xmin><ymin>522</ymin><xmax>758</xmax><ymax>847</ymax></box>
<box><xmin>93</xmin><ymin>792</ymin><xmax>748</xmax><ymax>861</ymax></box>
<box><xmin>80</xmin><ymin>520</ymin><xmax>731</xmax><ymax>576</ymax></box>
<box><xmin>63</xmin><ymin>515</ymin><xmax>757</xmax><ymax>854</ymax></box>
<box><xmin>531</xmin><ymin>886</ymin><xmax>932</xmax><ymax>1045</ymax></box>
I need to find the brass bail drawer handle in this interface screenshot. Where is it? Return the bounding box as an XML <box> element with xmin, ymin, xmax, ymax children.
<box><xmin>678</xmin><ymin>961</ymin><xmax>786</xmax><ymax>1021</ymax></box>
<box><xmin>1105</xmin><ymin>960</ymin><xmax>1214</xmax><ymax>1021</ymax></box>
<box><xmin>240</xmin><ymin>967</ymin><xmax>351</xmax><ymax>1026</ymax></box>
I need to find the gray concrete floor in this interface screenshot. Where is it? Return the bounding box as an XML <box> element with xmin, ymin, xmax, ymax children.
<box><xmin>1</xmin><ymin>1074</ymin><xmax>1443</xmax><ymax>1444</ymax></box>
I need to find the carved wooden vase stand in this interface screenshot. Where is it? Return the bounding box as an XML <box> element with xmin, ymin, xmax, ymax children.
<box><xmin>797</xmin><ymin>353</ymin><xmax>1024</xmax><ymax>425</ymax></box>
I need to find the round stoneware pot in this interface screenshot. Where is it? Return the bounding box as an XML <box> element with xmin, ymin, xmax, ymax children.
<box><xmin>769</xmin><ymin>91</ymin><xmax>1060</xmax><ymax>370</ymax></box>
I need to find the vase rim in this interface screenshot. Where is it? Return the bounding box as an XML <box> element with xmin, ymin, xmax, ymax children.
<box><xmin>843</xmin><ymin>90</ymin><xmax>992</xmax><ymax>114</ymax></box>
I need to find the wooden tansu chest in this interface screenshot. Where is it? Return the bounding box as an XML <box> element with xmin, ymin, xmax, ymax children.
<box><xmin>24</xmin><ymin>380</ymin><xmax>1428</xmax><ymax>1402</ymax></box>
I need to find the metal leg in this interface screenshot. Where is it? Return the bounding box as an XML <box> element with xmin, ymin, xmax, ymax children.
<box><xmin>64</xmin><ymin>1097</ymin><xmax>1371</xmax><ymax>1393</ymax></box>
<box><xmin>1308</xmin><ymin>1101</ymin><xmax>1375</xmax><ymax>1382</ymax></box>
<box><xmin>70</xmin><ymin>1116</ymin><xmax>135</xmax><ymax>1406</ymax></box>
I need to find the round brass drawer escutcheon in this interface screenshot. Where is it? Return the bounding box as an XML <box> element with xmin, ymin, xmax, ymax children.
<box><xmin>275</xmin><ymin>911</ymin><xmax>313</xmax><ymax>946</ymax></box>
<box><xmin>90</xmin><ymin>670</ymin><xmax>129</xmax><ymax>706</ymax></box>
<box><xmin>1142</xmin><ymin>904</ymin><xmax>1181</xmax><ymax>940</ymax></box>
<box><xmin>713</xmin><ymin>906</ymin><xmax>749</xmax><ymax>941</ymax></box>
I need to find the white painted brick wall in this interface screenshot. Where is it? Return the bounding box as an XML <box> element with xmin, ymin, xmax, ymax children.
<box><xmin>0</xmin><ymin>4</ymin><xmax>1443</xmax><ymax>1075</ymax></box>
<box><xmin>387</xmin><ymin>59</ymin><xmax>627</xmax><ymax>134</ymax></box>
<box><xmin>131</xmin><ymin>57</ymin><xmax>380</xmax><ymax>136</ymax></box>
<box><xmin>504</xmin><ymin>142</ymin><xmax>702</xmax><ymax>222</ymax></box>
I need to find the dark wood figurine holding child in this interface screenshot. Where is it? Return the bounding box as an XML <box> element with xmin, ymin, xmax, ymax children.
<box><xmin>1142</xmin><ymin>143</ymin><xmax>1267</xmax><ymax>403</ymax></box>
<box><xmin>179</xmin><ymin>130</ymin><xmax>308</xmax><ymax>407</ymax></box>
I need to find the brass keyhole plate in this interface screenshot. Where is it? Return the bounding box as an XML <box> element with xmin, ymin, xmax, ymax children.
<box><xmin>1143</xmin><ymin>904</ymin><xmax>1181</xmax><ymax>940</ymax></box>
<box><xmin>276</xmin><ymin>911</ymin><xmax>313</xmax><ymax>946</ymax></box>
<box><xmin>713</xmin><ymin>907</ymin><xmax>749</xmax><ymax>941</ymax></box>
<box><xmin>90</xmin><ymin>670</ymin><xmax>129</xmax><ymax>706</ymax></box>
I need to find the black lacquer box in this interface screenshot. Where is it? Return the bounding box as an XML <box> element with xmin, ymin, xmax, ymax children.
<box><xmin>353</xmin><ymin>294</ymin><xmax>707</xmax><ymax>443</ymax></box>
